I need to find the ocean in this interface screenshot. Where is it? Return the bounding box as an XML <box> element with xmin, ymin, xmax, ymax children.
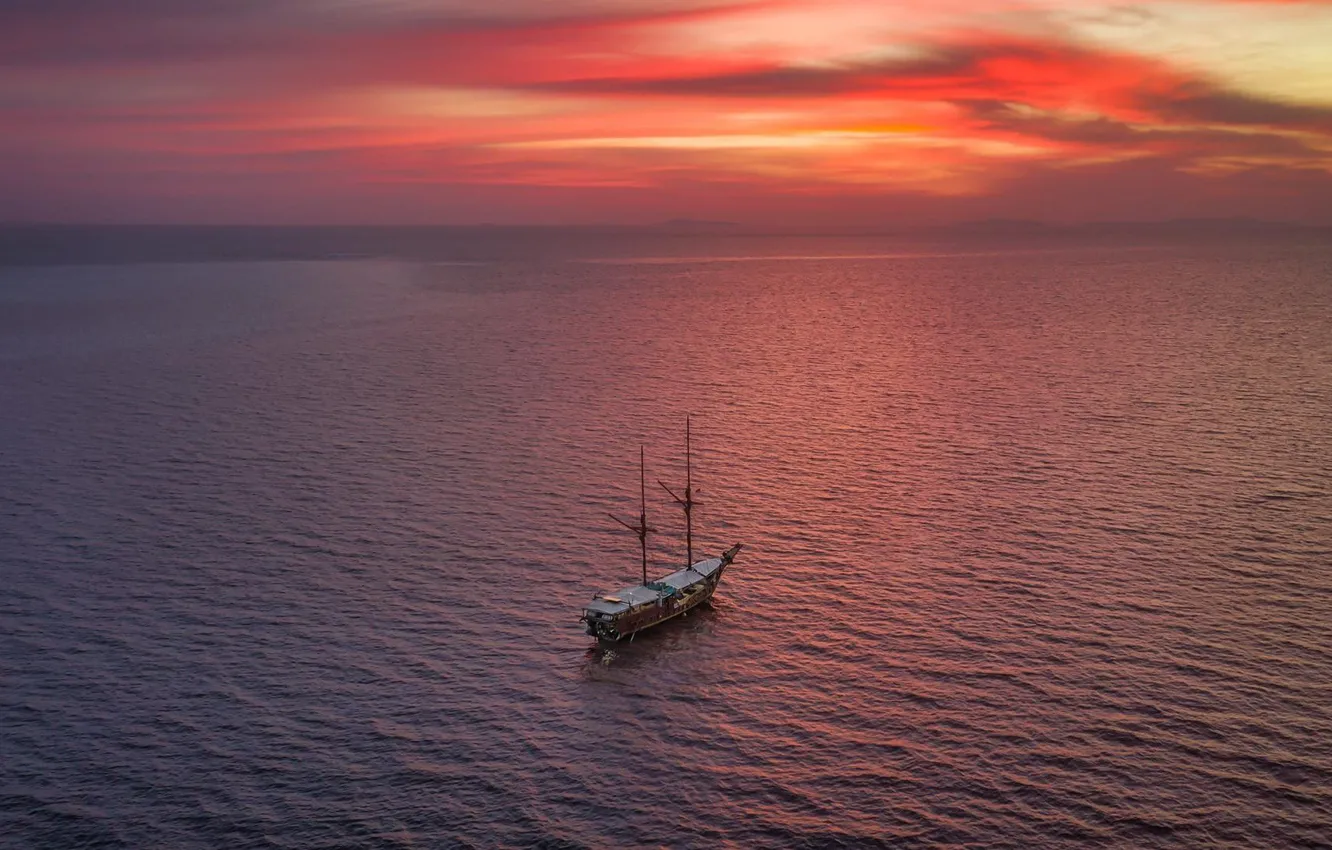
<box><xmin>2</xmin><ymin>233</ymin><xmax>1330</xmax><ymax>848</ymax></box>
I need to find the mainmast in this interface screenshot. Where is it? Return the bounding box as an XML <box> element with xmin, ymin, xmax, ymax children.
<box><xmin>610</xmin><ymin>445</ymin><xmax>655</xmax><ymax>585</ymax></box>
<box><xmin>659</xmin><ymin>414</ymin><xmax>697</xmax><ymax>569</ymax></box>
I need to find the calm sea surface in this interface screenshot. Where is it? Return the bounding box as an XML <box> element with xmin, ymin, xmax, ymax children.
<box><xmin>2</xmin><ymin>236</ymin><xmax>1330</xmax><ymax>848</ymax></box>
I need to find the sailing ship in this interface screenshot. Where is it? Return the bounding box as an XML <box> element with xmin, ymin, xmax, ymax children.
<box><xmin>580</xmin><ymin>417</ymin><xmax>743</xmax><ymax>642</ymax></box>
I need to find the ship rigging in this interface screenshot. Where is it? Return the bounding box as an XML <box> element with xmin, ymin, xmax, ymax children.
<box><xmin>580</xmin><ymin>417</ymin><xmax>743</xmax><ymax>642</ymax></box>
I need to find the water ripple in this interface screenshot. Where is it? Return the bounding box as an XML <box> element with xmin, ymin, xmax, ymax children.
<box><xmin>2</xmin><ymin>241</ymin><xmax>1331</xmax><ymax>847</ymax></box>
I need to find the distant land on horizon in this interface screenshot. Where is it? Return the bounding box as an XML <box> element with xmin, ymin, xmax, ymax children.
<box><xmin>1</xmin><ymin>218</ymin><xmax>1327</xmax><ymax>268</ymax></box>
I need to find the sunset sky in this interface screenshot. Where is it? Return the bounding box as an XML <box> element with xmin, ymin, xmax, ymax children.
<box><xmin>3</xmin><ymin>0</ymin><xmax>1331</xmax><ymax>225</ymax></box>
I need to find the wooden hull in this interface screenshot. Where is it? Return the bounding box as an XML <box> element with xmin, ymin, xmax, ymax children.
<box><xmin>585</xmin><ymin>566</ymin><xmax>726</xmax><ymax>642</ymax></box>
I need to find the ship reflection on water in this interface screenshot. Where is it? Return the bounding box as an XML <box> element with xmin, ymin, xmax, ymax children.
<box><xmin>581</xmin><ymin>596</ymin><xmax>732</xmax><ymax>673</ymax></box>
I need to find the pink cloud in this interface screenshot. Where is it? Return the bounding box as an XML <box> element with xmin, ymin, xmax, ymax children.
<box><xmin>2</xmin><ymin>0</ymin><xmax>1331</xmax><ymax>223</ymax></box>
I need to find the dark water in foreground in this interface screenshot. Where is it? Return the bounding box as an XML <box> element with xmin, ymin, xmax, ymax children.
<box><xmin>2</xmin><ymin>237</ymin><xmax>1330</xmax><ymax>848</ymax></box>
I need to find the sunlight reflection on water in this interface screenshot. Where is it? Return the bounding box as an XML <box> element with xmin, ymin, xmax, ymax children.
<box><xmin>2</xmin><ymin>237</ymin><xmax>1330</xmax><ymax>848</ymax></box>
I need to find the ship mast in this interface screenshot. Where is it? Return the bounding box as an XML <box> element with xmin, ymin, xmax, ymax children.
<box><xmin>659</xmin><ymin>414</ymin><xmax>697</xmax><ymax>570</ymax></box>
<box><xmin>610</xmin><ymin>445</ymin><xmax>655</xmax><ymax>585</ymax></box>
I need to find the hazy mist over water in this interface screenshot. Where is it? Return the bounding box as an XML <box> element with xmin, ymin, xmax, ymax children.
<box><xmin>2</xmin><ymin>235</ymin><xmax>1330</xmax><ymax>848</ymax></box>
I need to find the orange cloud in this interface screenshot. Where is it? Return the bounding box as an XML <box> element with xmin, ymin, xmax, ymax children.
<box><xmin>1</xmin><ymin>0</ymin><xmax>1331</xmax><ymax>223</ymax></box>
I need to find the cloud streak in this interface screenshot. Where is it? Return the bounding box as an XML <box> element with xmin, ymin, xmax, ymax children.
<box><xmin>1</xmin><ymin>0</ymin><xmax>1331</xmax><ymax>223</ymax></box>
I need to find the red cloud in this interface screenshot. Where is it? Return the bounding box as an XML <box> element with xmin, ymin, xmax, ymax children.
<box><xmin>2</xmin><ymin>1</ymin><xmax>1331</xmax><ymax>223</ymax></box>
<box><xmin>533</xmin><ymin>35</ymin><xmax>1332</xmax><ymax>132</ymax></box>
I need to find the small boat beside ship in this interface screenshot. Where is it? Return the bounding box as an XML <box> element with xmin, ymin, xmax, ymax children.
<box><xmin>580</xmin><ymin>417</ymin><xmax>743</xmax><ymax>642</ymax></box>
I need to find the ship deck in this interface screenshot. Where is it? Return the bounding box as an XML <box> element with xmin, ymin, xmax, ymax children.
<box><xmin>583</xmin><ymin>556</ymin><xmax>725</xmax><ymax>616</ymax></box>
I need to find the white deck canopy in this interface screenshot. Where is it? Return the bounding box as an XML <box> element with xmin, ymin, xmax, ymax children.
<box><xmin>583</xmin><ymin>556</ymin><xmax>725</xmax><ymax>616</ymax></box>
